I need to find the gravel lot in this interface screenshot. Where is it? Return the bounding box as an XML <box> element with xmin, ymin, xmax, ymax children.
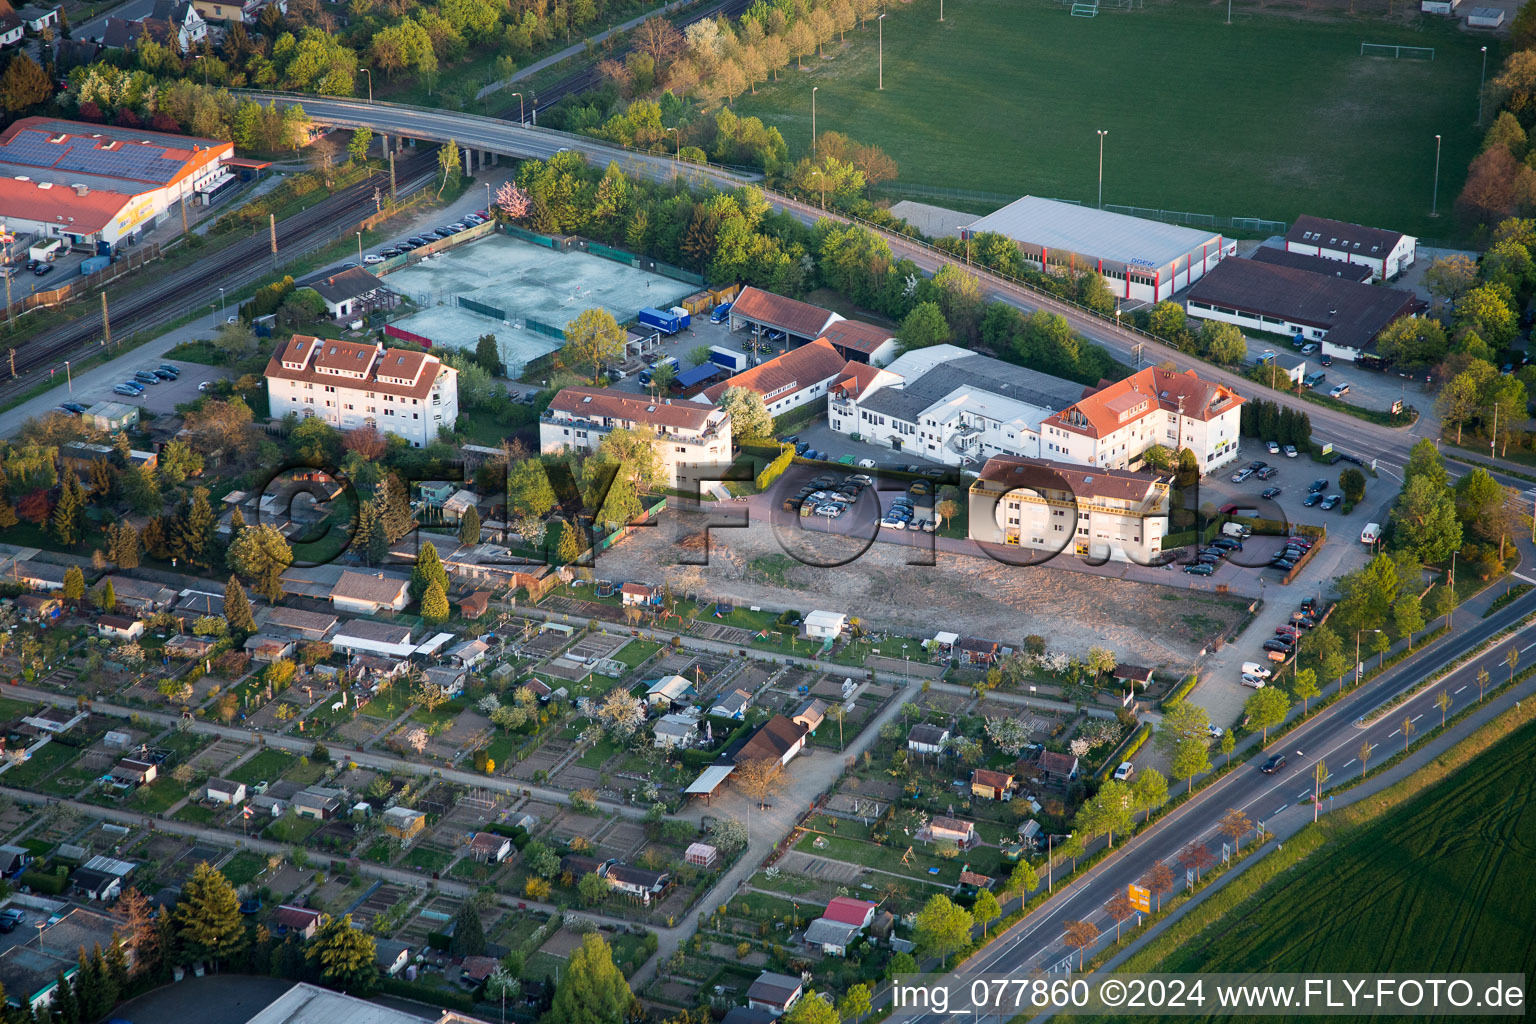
<box><xmin>597</xmin><ymin>507</ymin><xmax>1249</xmax><ymax>668</ymax></box>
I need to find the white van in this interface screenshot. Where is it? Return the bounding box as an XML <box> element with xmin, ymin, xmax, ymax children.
<box><xmin>1222</xmin><ymin>522</ymin><xmax>1252</xmax><ymax>539</ymax></box>
<box><xmin>1241</xmin><ymin>662</ymin><xmax>1272</xmax><ymax>679</ymax></box>
<box><xmin>1360</xmin><ymin>522</ymin><xmax>1381</xmax><ymax>544</ymax></box>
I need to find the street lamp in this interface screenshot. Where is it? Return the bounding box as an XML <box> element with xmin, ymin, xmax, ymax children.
<box><xmin>666</xmin><ymin>126</ymin><xmax>680</xmax><ymax>159</ymax></box>
<box><xmin>361</xmin><ymin>67</ymin><xmax>373</xmax><ymax>104</ymax></box>
<box><xmin>1096</xmin><ymin>129</ymin><xmax>1108</xmax><ymax>208</ymax></box>
<box><xmin>1431</xmin><ymin>134</ymin><xmax>1442</xmax><ymax>218</ymax></box>
<box><xmin>1479</xmin><ymin>46</ymin><xmax>1488</xmax><ymax>125</ymax></box>
<box><xmin>356</xmin><ymin>231</ymin><xmax>363</xmax><ymax>266</ymax></box>
<box><xmin>1354</xmin><ymin>628</ymin><xmax>1383</xmax><ymax>689</ymax></box>
<box><xmin>511</xmin><ymin>91</ymin><xmax>524</xmax><ymax>124</ymax></box>
<box><xmin>878</xmin><ymin>14</ymin><xmax>886</xmax><ymax>90</ymax></box>
<box><xmin>63</xmin><ymin>359</ymin><xmax>71</xmax><ymax>394</ymax></box>
<box><xmin>811</xmin><ymin>86</ymin><xmax>819</xmax><ymax>151</ymax></box>
<box><xmin>218</xmin><ymin>286</ymin><xmax>224</xmax><ymax>312</ymax></box>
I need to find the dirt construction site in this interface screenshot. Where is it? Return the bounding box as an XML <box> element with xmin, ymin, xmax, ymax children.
<box><xmin>594</xmin><ymin>509</ymin><xmax>1249</xmax><ymax>665</ymax></box>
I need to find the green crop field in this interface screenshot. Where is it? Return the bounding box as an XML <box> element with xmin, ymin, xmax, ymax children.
<box><xmin>1147</xmin><ymin>718</ymin><xmax>1536</xmax><ymax>994</ymax></box>
<box><xmin>732</xmin><ymin>1</ymin><xmax>1487</xmax><ymax>237</ymax></box>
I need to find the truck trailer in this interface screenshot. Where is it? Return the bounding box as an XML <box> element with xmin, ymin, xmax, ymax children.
<box><xmin>636</xmin><ymin>306</ymin><xmax>691</xmax><ymax>335</ymax></box>
<box><xmin>707</xmin><ymin>346</ymin><xmax>748</xmax><ymax>373</ymax></box>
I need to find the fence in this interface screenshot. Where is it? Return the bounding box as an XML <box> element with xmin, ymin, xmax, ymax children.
<box><xmin>576</xmin><ymin>237</ymin><xmax>707</xmax><ymax>286</ymax></box>
<box><xmin>2</xmin><ymin>244</ymin><xmax>163</xmax><ymax>322</ymax></box>
<box><xmin>457</xmin><ymin>296</ymin><xmax>505</xmax><ymax>320</ymax></box>
<box><xmin>1103</xmin><ymin>204</ymin><xmax>1286</xmax><ymax>236</ymax></box>
<box><xmin>384</xmin><ymin>324</ymin><xmax>435</xmax><ymax>347</ymax></box>
<box><xmin>503</xmin><ymin>223</ymin><xmax>557</xmax><ymax>248</ymax></box>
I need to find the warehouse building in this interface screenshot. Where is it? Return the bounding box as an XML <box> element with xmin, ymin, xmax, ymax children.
<box><xmin>826</xmin><ymin>344</ymin><xmax>1083</xmax><ymax>467</ymax></box>
<box><xmin>1248</xmin><ymin>245</ymin><xmax>1373</xmax><ymax>282</ymax></box>
<box><xmin>1282</xmin><ymin>214</ymin><xmax>1416</xmax><ymax>282</ymax></box>
<box><xmin>962</xmin><ymin>196</ymin><xmax>1235</xmax><ymax>304</ymax></box>
<box><xmin>0</xmin><ymin>118</ymin><xmax>235</xmax><ymax>252</ymax></box>
<box><xmin>1185</xmin><ymin>258</ymin><xmax>1421</xmax><ymax>363</ymax></box>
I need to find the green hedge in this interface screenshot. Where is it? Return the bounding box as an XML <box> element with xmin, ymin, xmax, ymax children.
<box><xmin>1161</xmin><ymin>673</ymin><xmax>1198</xmax><ymax>708</ymax></box>
<box><xmin>755</xmin><ymin>445</ymin><xmax>795</xmax><ymax>491</ymax></box>
<box><xmin>1094</xmin><ymin>722</ymin><xmax>1151</xmax><ymax>780</ymax></box>
<box><xmin>19</xmin><ymin>866</ymin><xmax>69</xmax><ymax>894</ymax></box>
<box><xmin>377</xmin><ymin>976</ymin><xmax>476</xmax><ymax>1011</ymax></box>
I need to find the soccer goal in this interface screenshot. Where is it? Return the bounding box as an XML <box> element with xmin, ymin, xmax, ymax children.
<box><xmin>1360</xmin><ymin>42</ymin><xmax>1435</xmax><ymax>60</ymax></box>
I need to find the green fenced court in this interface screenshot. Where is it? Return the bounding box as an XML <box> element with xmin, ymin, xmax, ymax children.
<box><xmin>732</xmin><ymin>0</ymin><xmax>1488</xmax><ymax>238</ymax></box>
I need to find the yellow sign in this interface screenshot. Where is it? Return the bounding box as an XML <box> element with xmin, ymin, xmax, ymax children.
<box><xmin>1127</xmin><ymin>884</ymin><xmax>1151</xmax><ymax>913</ymax></box>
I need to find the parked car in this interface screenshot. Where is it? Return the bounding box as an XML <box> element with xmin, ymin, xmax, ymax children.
<box><xmin>198</xmin><ymin>381</ymin><xmax>213</xmax><ymax>391</ymax></box>
<box><xmin>1262</xmin><ymin>639</ymin><xmax>1293</xmax><ymax>653</ymax></box>
<box><xmin>1184</xmin><ymin>563</ymin><xmax>1215</xmax><ymax>576</ymax></box>
<box><xmin>710</xmin><ymin>303</ymin><xmax>733</xmax><ymax>324</ymax></box>
<box><xmin>1241</xmin><ymin>674</ymin><xmax>1267</xmax><ymax>688</ymax></box>
<box><xmin>1308</xmin><ymin>478</ymin><xmax>1328</xmax><ymax>492</ymax></box>
<box><xmin>1320</xmin><ymin>494</ymin><xmax>1342</xmax><ymax>511</ymax></box>
<box><xmin>152</xmin><ymin>368</ymin><xmax>176</xmax><ymax>380</ymax></box>
<box><xmin>33</xmin><ymin>263</ymin><xmax>54</xmax><ymax>277</ymax></box>
<box><xmin>1329</xmin><ymin>382</ymin><xmax>1351</xmax><ymax>398</ymax></box>
<box><xmin>856</xmin><ymin>458</ymin><xmax>877</xmax><ymax>469</ymax></box>
<box><xmin>1211</xmin><ymin>537</ymin><xmax>1243</xmax><ymax>552</ymax></box>
<box><xmin>159</xmin><ymin>363</ymin><xmax>180</xmax><ymax>375</ymax></box>
<box><xmin>1207</xmin><ymin>724</ymin><xmax>1224</xmax><ymax>739</ymax></box>
<box><xmin>134</xmin><ymin>371</ymin><xmax>160</xmax><ymax>385</ymax></box>
<box><xmin>879</xmin><ymin>517</ymin><xmax>907</xmax><ymax>530</ymax></box>
<box><xmin>1261</xmin><ymin>754</ymin><xmax>1287</xmax><ymax>774</ymax></box>
<box><xmin>1113</xmin><ymin>762</ymin><xmax>1135</xmax><ymax>782</ymax></box>
<box><xmin>815</xmin><ymin>504</ymin><xmax>842</xmax><ymax>518</ymax></box>
<box><xmin>909</xmin><ymin>480</ymin><xmax>931</xmax><ymax>496</ymax></box>
<box><xmin>1241</xmin><ymin>662</ymin><xmax>1273</xmax><ymax>679</ymax></box>
<box><xmin>1249</xmin><ymin>460</ymin><xmax>1267</xmax><ymax>471</ymax></box>
<box><xmin>1320</xmin><ymin>353</ymin><xmax>1333</xmax><ymax>366</ymax></box>
<box><xmin>1256</xmin><ymin>466</ymin><xmax>1278</xmax><ymax>479</ymax></box>
<box><xmin>1283</xmin><ymin>445</ymin><xmax>1298</xmax><ymax>458</ymax></box>
<box><xmin>1302</xmin><ymin>492</ymin><xmax>1323</xmax><ymax>507</ymax></box>
<box><xmin>1300</xmin><ymin>342</ymin><xmax>1319</xmax><ymax>356</ymax></box>
<box><xmin>61</xmin><ymin>401</ymin><xmax>88</xmax><ymax>414</ymax></box>
<box><xmin>0</xmin><ymin>908</ymin><xmax>25</xmax><ymax>931</ymax></box>
<box><xmin>1261</xmin><ymin>487</ymin><xmax>1282</xmax><ymax>500</ymax></box>
<box><xmin>119</xmin><ymin>380</ymin><xmax>144</xmax><ymax>392</ymax></box>
<box><xmin>1231</xmin><ymin>467</ymin><xmax>1254</xmax><ymax>483</ymax></box>
<box><xmin>1270</xmin><ymin>559</ymin><xmax>1296</xmax><ymax>572</ymax></box>
<box><xmin>113</xmin><ymin>385</ymin><xmax>140</xmax><ymax>397</ymax></box>
<box><xmin>1266</xmin><ymin>440</ymin><xmax>1280</xmax><ymax>454</ymax></box>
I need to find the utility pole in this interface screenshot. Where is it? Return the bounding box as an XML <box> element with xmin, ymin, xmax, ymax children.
<box><xmin>6</xmin><ymin>348</ymin><xmax>14</xmax><ymax>378</ymax></box>
<box><xmin>389</xmin><ymin>150</ymin><xmax>398</xmax><ymax>207</ymax></box>
<box><xmin>180</xmin><ymin>199</ymin><xmax>189</xmax><ymax>237</ymax></box>
<box><xmin>269</xmin><ymin>214</ymin><xmax>277</xmax><ymax>260</ymax></box>
<box><xmin>101</xmin><ymin>292</ymin><xmax>111</xmax><ymax>348</ymax></box>
<box><xmin>878</xmin><ymin>14</ymin><xmax>886</xmax><ymax>90</ymax></box>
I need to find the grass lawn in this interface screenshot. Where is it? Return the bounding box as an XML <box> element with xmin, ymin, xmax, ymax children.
<box><xmin>1144</xmin><ymin>717</ymin><xmax>1536</xmax><ymax>980</ymax></box>
<box><xmin>0</xmin><ymin>697</ymin><xmax>36</xmax><ymax>720</ymax></box>
<box><xmin>222</xmin><ymin>849</ymin><xmax>268</xmax><ymax>887</ymax></box>
<box><xmin>173</xmin><ymin>804</ymin><xmax>217</xmax><ymax>825</ymax></box>
<box><xmin>229</xmin><ymin>749</ymin><xmax>296</xmax><ymax>786</ymax></box>
<box><xmin>793</xmin><ymin>830</ymin><xmax>976</xmax><ymax>886</ymax></box>
<box><xmin>5</xmin><ymin>743</ymin><xmax>86</xmax><ymax>796</ymax></box>
<box><xmin>733</xmin><ymin>2</ymin><xmax>1486</xmax><ymax>239</ymax></box>
<box><xmin>578</xmin><ymin>734</ymin><xmax>624</xmax><ymax>769</ymax></box>
<box><xmin>403</xmin><ymin>846</ymin><xmax>453</xmax><ymax>873</ymax></box>
<box><xmin>127</xmin><ymin>780</ymin><xmax>190</xmax><ymax>813</ymax></box>
<box><xmin>598</xmin><ymin>639</ymin><xmax>661</xmax><ymax>676</ymax></box>
<box><xmin>264</xmin><ymin>814</ymin><xmax>323</xmax><ymax>844</ymax></box>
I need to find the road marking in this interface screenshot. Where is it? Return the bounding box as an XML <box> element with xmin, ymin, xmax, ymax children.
<box><xmin>1389</xmin><ymin>728</ymin><xmax>1401</xmax><ymax>737</ymax></box>
<box><xmin>1296</xmin><ymin>790</ymin><xmax>1309</xmax><ymax>800</ymax></box>
<box><xmin>1272</xmin><ymin>803</ymin><xmax>1289</xmax><ymax>815</ymax></box>
<box><xmin>1523</xmin><ymin>640</ymin><xmax>1536</xmax><ymax>653</ymax></box>
<box><xmin>1343</xmin><ymin>758</ymin><xmax>1356</xmax><ymax>768</ymax></box>
<box><xmin>1454</xmin><ymin>685</ymin><xmax>1468</xmax><ymax>695</ymax></box>
<box><xmin>1515</xmin><ymin>572</ymin><xmax>1536</xmax><ymax>585</ymax></box>
<box><xmin>1411</xmin><ymin>714</ymin><xmax>1423</xmax><ymax>723</ymax></box>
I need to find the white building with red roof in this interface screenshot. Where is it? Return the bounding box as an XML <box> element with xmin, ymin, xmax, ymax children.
<box><xmin>0</xmin><ymin>117</ymin><xmax>233</xmax><ymax>251</ymax></box>
<box><xmin>264</xmin><ymin>336</ymin><xmax>459</xmax><ymax>448</ymax></box>
<box><xmin>1041</xmin><ymin>366</ymin><xmax>1244</xmax><ymax>474</ymax></box>
<box><xmin>695</xmin><ymin>337</ymin><xmax>849</xmax><ymax>417</ymax></box>
<box><xmin>541</xmin><ymin>385</ymin><xmax>731</xmax><ymax>487</ymax></box>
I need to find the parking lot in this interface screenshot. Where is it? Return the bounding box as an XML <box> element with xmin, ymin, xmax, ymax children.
<box><xmin>66</xmin><ymin>358</ymin><xmax>233</xmax><ymax>416</ymax></box>
<box><xmin>3</xmin><ymin>247</ymin><xmax>98</xmax><ymax>298</ymax></box>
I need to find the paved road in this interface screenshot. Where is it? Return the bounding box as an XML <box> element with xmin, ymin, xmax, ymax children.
<box><xmin>923</xmin><ymin>586</ymin><xmax>1536</xmax><ymax>994</ymax></box>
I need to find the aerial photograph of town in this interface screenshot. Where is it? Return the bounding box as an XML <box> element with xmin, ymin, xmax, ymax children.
<box><xmin>0</xmin><ymin>0</ymin><xmax>1529</xmax><ymax>1022</ymax></box>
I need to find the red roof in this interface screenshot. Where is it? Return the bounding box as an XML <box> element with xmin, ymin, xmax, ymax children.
<box><xmin>832</xmin><ymin>361</ymin><xmax>892</xmax><ymax>400</ymax></box>
<box><xmin>1048</xmin><ymin>367</ymin><xmax>1243</xmax><ymax>439</ymax></box>
<box><xmin>265</xmin><ymin>336</ymin><xmax>448</xmax><ymax>402</ymax></box>
<box><xmin>730</xmin><ymin>286</ymin><xmax>838</xmax><ymax>339</ymax></box>
<box><xmin>702</xmin><ymin>338</ymin><xmax>847</xmax><ymax>404</ymax></box>
<box><xmin>823</xmin><ymin>896</ymin><xmax>877</xmax><ymax>926</ymax></box>
<box><xmin>819</xmin><ymin>319</ymin><xmax>895</xmax><ymax>356</ymax></box>
<box><xmin>548</xmin><ymin>386</ymin><xmax>720</xmax><ymax>432</ymax></box>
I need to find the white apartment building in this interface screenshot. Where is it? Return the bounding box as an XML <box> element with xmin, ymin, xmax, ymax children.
<box><xmin>968</xmin><ymin>454</ymin><xmax>1171</xmax><ymax>565</ymax></box>
<box><xmin>263</xmin><ymin>336</ymin><xmax>459</xmax><ymax>448</ymax></box>
<box><xmin>1040</xmin><ymin>366</ymin><xmax>1244</xmax><ymax>475</ymax></box>
<box><xmin>541</xmin><ymin>386</ymin><xmax>732</xmax><ymax>487</ymax></box>
<box><xmin>825</xmin><ymin>345</ymin><xmax>1083</xmax><ymax>467</ymax></box>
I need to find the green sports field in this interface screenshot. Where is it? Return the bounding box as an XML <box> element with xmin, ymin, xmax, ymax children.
<box><xmin>733</xmin><ymin>1</ymin><xmax>1488</xmax><ymax>237</ymax></box>
<box><xmin>1149</xmin><ymin>718</ymin><xmax>1536</xmax><ymax>988</ymax></box>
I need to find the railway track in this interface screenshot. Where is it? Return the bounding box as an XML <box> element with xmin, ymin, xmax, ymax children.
<box><xmin>0</xmin><ymin>149</ymin><xmax>438</xmax><ymax>399</ymax></box>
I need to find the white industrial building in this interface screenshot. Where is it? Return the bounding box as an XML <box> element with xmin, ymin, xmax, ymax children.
<box><xmin>263</xmin><ymin>336</ymin><xmax>459</xmax><ymax>448</ymax></box>
<box><xmin>825</xmin><ymin>344</ymin><xmax>1083</xmax><ymax>467</ymax></box>
<box><xmin>968</xmin><ymin>454</ymin><xmax>1172</xmax><ymax>565</ymax></box>
<box><xmin>1040</xmin><ymin>366</ymin><xmax>1246</xmax><ymax>474</ymax></box>
<box><xmin>0</xmin><ymin>117</ymin><xmax>235</xmax><ymax>252</ymax></box>
<box><xmin>962</xmin><ymin>196</ymin><xmax>1236</xmax><ymax>304</ymax></box>
<box><xmin>1283</xmin><ymin>214</ymin><xmax>1416</xmax><ymax>282</ymax></box>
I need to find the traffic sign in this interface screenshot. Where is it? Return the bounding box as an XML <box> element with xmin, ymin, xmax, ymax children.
<box><xmin>1127</xmin><ymin>883</ymin><xmax>1151</xmax><ymax>913</ymax></box>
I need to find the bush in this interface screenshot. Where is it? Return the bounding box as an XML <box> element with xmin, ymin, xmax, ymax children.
<box><xmin>1161</xmin><ymin>673</ymin><xmax>1198</xmax><ymax>708</ymax></box>
<box><xmin>754</xmin><ymin>445</ymin><xmax>795</xmax><ymax>491</ymax></box>
<box><xmin>19</xmin><ymin>865</ymin><xmax>69</xmax><ymax>894</ymax></box>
